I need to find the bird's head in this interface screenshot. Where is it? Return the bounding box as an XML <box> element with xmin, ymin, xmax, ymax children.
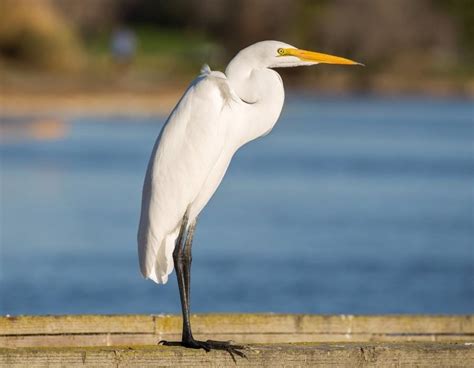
<box><xmin>225</xmin><ymin>41</ymin><xmax>362</xmax><ymax>103</ymax></box>
<box><xmin>236</xmin><ymin>40</ymin><xmax>363</xmax><ymax>69</ymax></box>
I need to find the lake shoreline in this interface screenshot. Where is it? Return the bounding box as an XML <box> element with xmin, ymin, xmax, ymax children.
<box><xmin>2</xmin><ymin>82</ymin><xmax>473</xmax><ymax>118</ymax></box>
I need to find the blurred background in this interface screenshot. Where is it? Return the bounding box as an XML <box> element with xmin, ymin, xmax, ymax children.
<box><xmin>0</xmin><ymin>0</ymin><xmax>473</xmax><ymax>315</ymax></box>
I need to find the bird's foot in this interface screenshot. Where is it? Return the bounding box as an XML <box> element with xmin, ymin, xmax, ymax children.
<box><xmin>159</xmin><ymin>338</ymin><xmax>247</xmax><ymax>362</ymax></box>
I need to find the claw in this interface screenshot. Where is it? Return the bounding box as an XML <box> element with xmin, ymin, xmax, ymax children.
<box><xmin>158</xmin><ymin>340</ymin><xmax>182</xmax><ymax>347</ymax></box>
<box><xmin>227</xmin><ymin>349</ymin><xmax>237</xmax><ymax>363</ymax></box>
<box><xmin>232</xmin><ymin>348</ymin><xmax>248</xmax><ymax>359</ymax></box>
<box><xmin>159</xmin><ymin>338</ymin><xmax>247</xmax><ymax>361</ymax></box>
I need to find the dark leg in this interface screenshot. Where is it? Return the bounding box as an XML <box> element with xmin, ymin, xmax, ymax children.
<box><xmin>181</xmin><ymin>218</ymin><xmax>196</xmax><ymax>342</ymax></box>
<box><xmin>160</xmin><ymin>213</ymin><xmax>247</xmax><ymax>361</ymax></box>
<box><xmin>182</xmin><ymin>219</ymin><xmax>195</xmax><ymax>334</ymax></box>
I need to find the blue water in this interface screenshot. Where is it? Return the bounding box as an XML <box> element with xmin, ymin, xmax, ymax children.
<box><xmin>1</xmin><ymin>96</ymin><xmax>473</xmax><ymax>315</ymax></box>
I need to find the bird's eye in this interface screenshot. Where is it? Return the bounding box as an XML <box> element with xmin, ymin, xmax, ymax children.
<box><xmin>277</xmin><ymin>48</ymin><xmax>285</xmax><ymax>56</ymax></box>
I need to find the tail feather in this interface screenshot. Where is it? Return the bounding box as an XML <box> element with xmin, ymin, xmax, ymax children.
<box><xmin>145</xmin><ymin>228</ymin><xmax>179</xmax><ymax>284</ymax></box>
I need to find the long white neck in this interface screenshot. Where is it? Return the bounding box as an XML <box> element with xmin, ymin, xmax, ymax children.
<box><xmin>225</xmin><ymin>54</ymin><xmax>285</xmax><ymax>144</ymax></box>
<box><xmin>225</xmin><ymin>49</ymin><xmax>283</xmax><ymax>103</ymax></box>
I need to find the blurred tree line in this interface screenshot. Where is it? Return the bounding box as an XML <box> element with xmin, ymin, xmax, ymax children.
<box><xmin>0</xmin><ymin>0</ymin><xmax>473</xmax><ymax>94</ymax></box>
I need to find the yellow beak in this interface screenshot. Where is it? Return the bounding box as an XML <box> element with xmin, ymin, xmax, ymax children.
<box><xmin>282</xmin><ymin>48</ymin><xmax>363</xmax><ymax>66</ymax></box>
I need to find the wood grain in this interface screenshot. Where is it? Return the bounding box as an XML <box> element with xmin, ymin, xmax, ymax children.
<box><xmin>1</xmin><ymin>342</ymin><xmax>473</xmax><ymax>367</ymax></box>
<box><xmin>1</xmin><ymin>314</ymin><xmax>473</xmax><ymax>366</ymax></box>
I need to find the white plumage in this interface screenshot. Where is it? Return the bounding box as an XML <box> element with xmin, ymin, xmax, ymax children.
<box><xmin>138</xmin><ymin>40</ymin><xmax>360</xmax><ymax>284</ymax></box>
<box><xmin>138</xmin><ymin>68</ymin><xmax>232</xmax><ymax>283</ymax></box>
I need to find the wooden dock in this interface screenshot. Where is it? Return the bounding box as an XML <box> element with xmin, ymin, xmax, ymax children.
<box><xmin>1</xmin><ymin>314</ymin><xmax>473</xmax><ymax>367</ymax></box>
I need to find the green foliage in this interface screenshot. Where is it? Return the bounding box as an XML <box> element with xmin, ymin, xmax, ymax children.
<box><xmin>85</xmin><ymin>26</ymin><xmax>217</xmax><ymax>75</ymax></box>
<box><xmin>1</xmin><ymin>0</ymin><xmax>472</xmax><ymax>92</ymax></box>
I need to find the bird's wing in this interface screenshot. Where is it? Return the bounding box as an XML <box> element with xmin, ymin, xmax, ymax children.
<box><xmin>138</xmin><ymin>70</ymin><xmax>234</xmax><ymax>282</ymax></box>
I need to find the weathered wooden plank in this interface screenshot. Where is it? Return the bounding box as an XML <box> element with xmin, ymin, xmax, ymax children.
<box><xmin>2</xmin><ymin>314</ymin><xmax>473</xmax><ymax>348</ymax></box>
<box><xmin>2</xmin><ymin>314</ymin><xmax>473</xmax><ymax>335</ymax></box>
<box><xmin>182</xmin><ymin>314</ymin><xmax>474</xmax><ymax>335</ymax></box>
<box><xmin>1</xmin><ymin>342</ymin><xmax>473</xmax><ymax>367</ymax></box>
<box><xmin>0</xmin><ymin>315</ymin><xmax>154</xmax><ymax>335</ymax></box>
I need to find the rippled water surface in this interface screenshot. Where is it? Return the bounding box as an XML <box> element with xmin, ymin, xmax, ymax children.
<box><xmin>1</xmin><ymin>96</ymin><xmax>473</xmax><ymax>315</ymax></box>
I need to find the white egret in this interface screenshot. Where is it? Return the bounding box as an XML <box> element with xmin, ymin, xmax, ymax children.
<box><xmin>138</xmin><ymin>40</ymin><xmax>361</xmax><ymax>357</ymax></box>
